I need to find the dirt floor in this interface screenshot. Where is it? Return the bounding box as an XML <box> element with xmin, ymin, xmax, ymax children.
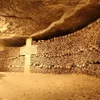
<box><xmin>0</xmin><ymin>73</ymin><xmax>100</xmax><ymax>100</ymax></box>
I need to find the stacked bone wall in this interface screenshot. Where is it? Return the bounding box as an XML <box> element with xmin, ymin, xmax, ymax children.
<box><xmin>0</xmin><ymin>47</ymin><xmax>24</xmax><ymax>72</ymax></box>
<box><xmin>31</xmin><ymin>18</ymin><xmax>100</xmax><ymax>77</ymax></box>
<box><xmin>0</xmin><ymin>18</ymin><xmax>100</xmax><ymax>76</ymax></box>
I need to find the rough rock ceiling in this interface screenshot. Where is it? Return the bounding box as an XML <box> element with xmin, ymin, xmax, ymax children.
<box><xmin>0</xmin><ymin>0</ymin><xmax>100</xmax><ymax>46</ymax></box>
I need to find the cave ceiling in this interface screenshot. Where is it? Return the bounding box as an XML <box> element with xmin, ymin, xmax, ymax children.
<box><xmin>0</xmin><ymin>0</ymin><xmax>100</xmax><ymax>46</ymax></box>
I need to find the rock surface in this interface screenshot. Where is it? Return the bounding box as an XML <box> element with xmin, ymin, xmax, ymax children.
<box><xmin>0</xmin><ymin>0</ymin><xmax>100</xmax><ymax>43</ymax></box>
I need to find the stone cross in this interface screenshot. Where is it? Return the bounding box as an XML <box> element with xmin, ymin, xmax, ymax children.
<box><xmin>20</xmin><ymin>38</ymin><xmax>37</xmax><ymax>73</ymax></box>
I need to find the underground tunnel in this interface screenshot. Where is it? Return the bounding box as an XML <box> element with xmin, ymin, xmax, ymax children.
<box><xmin>0</xmin><ymin>0</ymin><xmax>100</xmax><ymax>100</ymax></box>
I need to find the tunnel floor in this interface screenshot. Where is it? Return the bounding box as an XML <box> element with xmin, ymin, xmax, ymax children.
<box><xmin>0</xmin><ymin>73</ymin><xmax>100</xmax><ymax>100</ymax></box>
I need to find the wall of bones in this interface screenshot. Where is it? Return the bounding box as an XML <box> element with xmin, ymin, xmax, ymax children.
<box><xmin>0</xmin><ymin>47</ymin><xmax>24</xmax><ymax>72</ymax></box>
<box><xmin>0</xmin><ymin>18</ymin><xmax>100</xmax><ymax>77</ymax></box>
<box><xmin>31</xmin><ymin>18</ymin><xmax>100</xmax><ymax>76</ymax></box>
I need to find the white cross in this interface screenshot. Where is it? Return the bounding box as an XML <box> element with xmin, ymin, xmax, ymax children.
<box><xmin>20</xmin><ymin>38</ymin><xmax>37</xmax><ymax>73</ymax></box>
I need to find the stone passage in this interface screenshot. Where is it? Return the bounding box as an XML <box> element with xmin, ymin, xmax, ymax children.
<box><xmin>20</xmin><ymin>38</ymin><xmax>37</xmax><ymax>73</ymax></box>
